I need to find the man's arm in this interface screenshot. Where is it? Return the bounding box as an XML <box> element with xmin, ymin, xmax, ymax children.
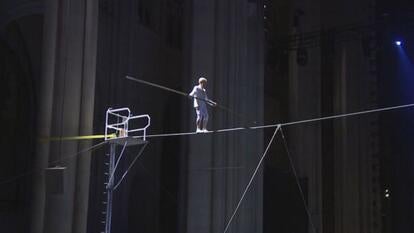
<box><xmin>205</xmin><ymin>92</ymin><xmax>217</xmax><ymax>106</ymax></box>
<box><xmin>189</xmin><ymin>86</ymin><xmax>196</xmax><ymax>97</ymax></box>
<box><xmin>207</xmin><ymin>100</ymin><xmax>217</xmax><ymax>106</ymax></box>
<box><xmin>206</xmin><ymin>97</ymin><xmax>217</xmax><ymax>106</ymax></box>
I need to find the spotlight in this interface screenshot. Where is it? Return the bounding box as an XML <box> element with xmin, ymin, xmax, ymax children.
<box><xmin>395</xmin><ymin>41</ymin><xmax>402</xmax><ymax>46</ymax></box>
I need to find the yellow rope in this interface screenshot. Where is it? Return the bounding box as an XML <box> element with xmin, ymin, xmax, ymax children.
<box><xmin>39</xmin><ymin>133</ymin><xmax>116</xmax><ymax>142</ymax></box>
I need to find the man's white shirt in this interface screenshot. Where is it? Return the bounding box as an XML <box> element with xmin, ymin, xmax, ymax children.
<box><xmin>189</xmin><ymin>85</ymin><xmax>209</xmax><ymax>108</ymax></box>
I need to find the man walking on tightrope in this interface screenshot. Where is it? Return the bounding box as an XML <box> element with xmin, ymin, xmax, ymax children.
<box><xmin>189</xmin><ymin>77</ymin><xmax>217</xmax><ymax>133</ymax></box>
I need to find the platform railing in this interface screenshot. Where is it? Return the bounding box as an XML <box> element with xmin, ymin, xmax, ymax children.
<box><xmin>105</xmin><ymin>108</ymin><xmax>150</xmax><ymax>141</ymax></box>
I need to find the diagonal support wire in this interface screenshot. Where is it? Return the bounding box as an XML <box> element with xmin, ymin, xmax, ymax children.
<box><xmin>223</xmin><ymin>124</ymin><xmax>281</xmax><ymax>233</ymax></box>
<box><xmin>280</xmin><ymin>127</ymin><xmax>318</xmax><ymax>233</ymax></box>
<box><xmin>0</xmin><ymin>141</ymin><xmax>108</xmax><ymax>186</ymax></box>
<box><xmin>106</xmin><ymin>141</ymin><xmax>128</xmax><ymax>189</ymax></box>
<box><xmin>113</xmin><ymin>142</ymin><xmax>148</xmax><ymax>190</ymax></box>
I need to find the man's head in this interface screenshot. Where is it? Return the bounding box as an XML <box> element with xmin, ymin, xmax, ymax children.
<box><xmin>198</xmin><ymin>77</ymin><xmax>207</xmax><ymax>88</ymax></box>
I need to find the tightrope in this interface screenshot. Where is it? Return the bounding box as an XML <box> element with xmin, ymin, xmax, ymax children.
<box><xmin>136</xmin><ymin>103</ymin><xmax>414</xmax><ymax>139</ymax></box>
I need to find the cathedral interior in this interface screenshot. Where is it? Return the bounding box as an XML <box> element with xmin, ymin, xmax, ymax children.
<box><xmin>1</xmin><ymin>0</ymin><xmax>414</xmax><ymax>233</ymax></box>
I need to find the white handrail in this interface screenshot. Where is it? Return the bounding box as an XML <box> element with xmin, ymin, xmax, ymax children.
<box><xmin>128</xmin><ymin>114</ymin><xmax>151</xmax><ymax>141</ymax></box>
<box><xmin>105</xmin><ymin>108</ymin><xmax>150</xmax><ymax>141</ymax></box>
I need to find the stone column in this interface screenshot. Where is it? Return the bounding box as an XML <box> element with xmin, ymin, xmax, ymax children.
<box><xmin>185</xmin><ymin>1</ymin><xmax>215</xmax><ymax>232</ymax></box>
<box><xmin>183</xmin><ymin>1</ymin><xmax>264</xmax><ymax>233</ymax></box>
<box><xmin>71</xmin><ymin>0</ymin><xmax>99</xmax><ymax>232</ymax></box>
<box><xmin>288</xmin><ymin>0</ymin><xmax>323</xmax><ymax>231</ymax></box>
<box><xmin>31</xmin><ymin>0</ymin><xmax>59</xmax><ymax>232</ymax></box>
<box><xmin>31</xmin><ymin>0</ymin><xmax>99</xmax><ymax>233</ymax></box>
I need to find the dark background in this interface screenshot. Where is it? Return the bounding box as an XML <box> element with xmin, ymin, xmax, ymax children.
<box><xmin>1</xmin><ymin>0</ymin><xmax>414</xmax><ymax>233</ymax></box>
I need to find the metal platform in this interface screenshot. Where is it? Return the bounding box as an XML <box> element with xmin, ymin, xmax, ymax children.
<box><xmin>106</xmin><ymin>136</ymin><xmax>147</xmax><ymax>146</ymax></box>
<box><xmin>103</xmin><ymin>107</ymin><xmax>150</xmax><ymax>233</ymax></box>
